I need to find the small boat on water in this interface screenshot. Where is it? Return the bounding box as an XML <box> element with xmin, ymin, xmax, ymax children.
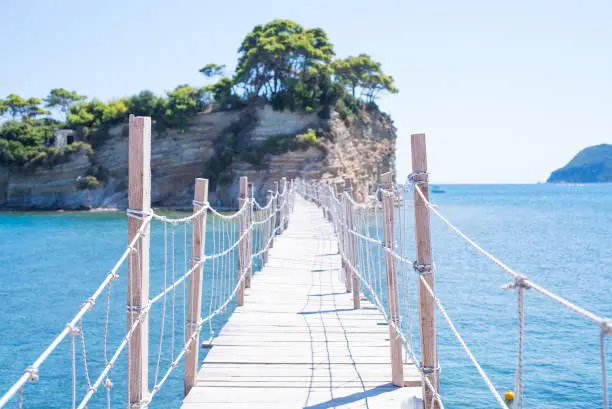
<box><xmin>431</xmin><ymin>186</ymin><xmax>445</xmax><ymax>193</ymax></box>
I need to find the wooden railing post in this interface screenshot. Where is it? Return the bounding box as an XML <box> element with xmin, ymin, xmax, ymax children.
<box><xmin>245</xmin><ymin>183</ymin><xmax>253</xmax><ymax>289</ymax></box>
<box><xmin>340</xmin><ymin>186</ymin><xmax>352</xmax><ymax>293</ymax></box>
<box><xmin>263</xmin><ymin>189</ymin><xmax>272</xmax><ymax>264</ymax></box>
<box><xmin>184</xmin><ymin>178</ymin><xmax>208</xmax><ymax>396</ymax></box>
<box><xmin>280</xmin><ymin>177</ymin><xmax>288</xmax><ymax>232</ymax></box>
<box><xmin>237</xmin><ymin>176</ymin><xmax>248</xmax><ymax>306</ymax></box>
<box><xmin>411</xmin><ymin>133</ymin><xmax>439</xmax><ymax>407</ymax></box>
<box><xmin>273</xmin><ymin>181</ymin><xmax>280</xmax><ymax>238</ymax></box>
<box><xmin>344</xmin><ymin>179</ymin><xmax>360</xmax><ymax>309</ymax></box>
<box><xmin>321</xmin><ymin>182</ymin><xmax>328</xmax><ymax>220</ymax></box>
<box><xmin>127</xmin><ymin>115</ymin><xmax>151</xmax><ymax>407</ymax></box>
<box><xmin>334</xmin><ymin>184</ymin><xmax>347</xmax><ymax>289</ymax></box>
<box><xmin>381</xmin><ymin>172</ymin><xmax>404</xmax><ymax>387</ymax></box>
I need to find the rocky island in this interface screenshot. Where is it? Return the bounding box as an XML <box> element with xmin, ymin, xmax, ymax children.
<box><xmin>0</xmin><ymin>20</ymin><xmax>397</xmax><ymax>210</ymax></box>
<box><xmin>547</xmin><ymin>144</ymin><xmax>612</xmax><ymax>183</ymax></box>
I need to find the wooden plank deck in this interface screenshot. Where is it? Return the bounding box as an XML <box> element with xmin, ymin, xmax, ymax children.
<box><xmin>181</xmin><ymin>196</ymin><xmax>422</xmax><ymax>408</ymax></box>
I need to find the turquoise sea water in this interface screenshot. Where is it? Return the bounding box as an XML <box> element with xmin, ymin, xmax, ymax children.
<box><xmin>0</xmin><ymin>184</ymin><xmax>610</xmax><ymax>408</ymax></box>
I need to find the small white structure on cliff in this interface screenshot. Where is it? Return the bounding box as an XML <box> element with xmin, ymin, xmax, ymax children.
<box><xmin>51</xmin><ymin>129</ymin><xmax>77</xmax><ymax>149</ymax></box>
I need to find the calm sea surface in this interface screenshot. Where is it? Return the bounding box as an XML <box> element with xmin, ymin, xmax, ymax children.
<box><xmin>0</xmin><ymin>184</ymin><xmax>610</xmax><ymax>408</ymax></box>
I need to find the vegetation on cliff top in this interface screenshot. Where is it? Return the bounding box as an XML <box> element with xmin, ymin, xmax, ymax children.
<box><xmin>547</xmin><ymin>144</ymin><xmax>612</xmax><ymax>183</ymax></box>
<box><xmin>0</xmin><ymin>19</ymin><xmax>397</xmax><ymax>169</ymax></box>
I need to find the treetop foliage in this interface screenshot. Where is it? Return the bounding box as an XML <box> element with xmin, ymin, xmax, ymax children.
<box><xmin>202</xmin><ymin>19</ymin><xmax>397</xmax><ymax>116</ymax></box>
<box><xmin>199</xmin><ymin>64</ymin><xmax>226</xmax><ymax>78</ymax></box>
<box><xmin>44</xmin><ymin>88</ymin><xmax>86</xmax><ymax>119</ymax></box>
<box><xmin>233</xmin><ymin>19</ymin><xmax>335</xmax><ymax>97</ymax></box>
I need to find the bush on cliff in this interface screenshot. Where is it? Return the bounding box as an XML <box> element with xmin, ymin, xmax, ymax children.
<box><xmin>0</xmin><ymin>118</ymin><xmax>93</xmax><ymax>168</ymax></box>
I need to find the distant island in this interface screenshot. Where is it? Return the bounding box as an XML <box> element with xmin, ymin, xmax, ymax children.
<box><xmin>547</xmin><ymin>144</ymin><xmax>612</xmax><ymax>183</ymax></box>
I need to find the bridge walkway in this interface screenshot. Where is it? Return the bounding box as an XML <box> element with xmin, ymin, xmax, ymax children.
<box><xmin>181</xmin><ymin>196</ymin><xmax>421</xmax><ymax>409</ymax></box>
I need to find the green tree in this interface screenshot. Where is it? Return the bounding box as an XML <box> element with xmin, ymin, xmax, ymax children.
<box><xmin>205</xmin><ymin>77</ymin><xmax>240</xmax><ymax>107</ymax></box>
<box><xmin>2</xmin><ymin>94</ymin><xmax>48</xmax><ymax>120</ymax></box>
<box><xmin>332</xmin><ymin>54</ymin><xmax>398</xmax><ymax>102</ymax></box>
<box><xmin>44</xmin><ymin>88</ymin><xmax>86</xmax><ymax>120</ymax></box>
<box><xmin>199</xmin><ymin>63</ymin><xmax>226</xmax><ymax>79</ymax></box>
<box><xmin>0</xmin><ymin>99</ymin><xmax>7</xmax><ymax>117</ymax></box>
<box><xmin>101</xmin><ymin>99</ymin><xmax>129</xmax><ymax>123</ymax></box>
<box><xmin>234</xmin><ymin>20</ymin><xmax>335</xmax><ymax>98</ymax></box>
<box><xmin>161</xmin><ymin>85</ymin><xmax>206</xmax><ymax>131</ymax></box>
<box><xmin>127</xmin><ymin>90</ymin><xmax>161</xmax><ymax>117</ymax></box>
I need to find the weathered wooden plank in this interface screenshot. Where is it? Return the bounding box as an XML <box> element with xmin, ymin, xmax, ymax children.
<box><xmin>183</xmin><ymin>386</ymin><xmax>422</xmax><ymax>406</ymax></box>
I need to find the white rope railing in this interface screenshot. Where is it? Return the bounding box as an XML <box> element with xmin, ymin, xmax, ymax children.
<box><xmin>298</xmin><ymin>176</ymin><xmax>610</xmax><ymax>409</ymax></box>
<box><xmin>0</xmin><ymin>178</ymin><xmax>296</xmax><ymax>409</ymax></box>
<box><xmin>410</xmin><ymin>180</ymin><xmax>611</xmax><ymax>409</ymax></box>
<box><xmin>0</xmin><ymin>216</ymin><xmax>152</xmax><ymax>409</ymax></box>
<box><xmin>297</xmin><ymin>179</ymin><xmax>445</xmax><ymax>407</ymax></box>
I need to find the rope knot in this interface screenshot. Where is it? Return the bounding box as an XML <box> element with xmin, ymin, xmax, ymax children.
<box><xmin>502</xmin><ymin>275</ymin><xmax>530</xmax><ymax>290</ymax></box>
<box><xmin>126</xmin><ymin>300</ymin><xmax>150</xmax><ymax>315</ymax></box>
<box><xmin>88</xmin><ymin>386</ymin><xmax>97</xmax><ymax>393</ymax></box>
<box><xmin>83</xmin><ymin>297</ymin><xmax>95</xmax><ymax>311</ymax></box>
<box><xmin>419</xmin><ymin>363</ymin><xmax>441</xmax><ymax>376</ymax></box>
<box><xmin>192</xmin><ymin>199</ymin><xmax>209</xmax><ymax>208</ymax></box>
<box><xmin>191</xmin><ymin>255</ymin><xmax>206</xmax><ymax>265</ymax></box>
<box><xmin>126</xmin><ymin>209</ymin><xmax>151</xmax><ymax>221</ymax></box>
<box><xmin>601</xmin><ymin>320</ymin><xmax>612</xmax><ymax>336</ymax></box>
<box><xmin>408</xmin><ymin>170</ymin><xmax>429</xmax><ymax>185</ymax></box>
<box><xmin>103</xmin><ymin>378</ymin><xmax>113</xmax><ymax>390</ymax></box>
<box><xmin>24</xmin><ymin>366</ymin><xmax>39</xmax><ymax>382</ymax></box>
<box><xmin>413</xmin><ymin>261</ymin><xmax>433</xmax><ymax>275</ymax></box>
<box><xmin>107</xmin><ymin>271</ymin><xmax>120</xmax><ymax>281</ymax></box>
<box><xmin>65</xmin><ymin>323</ymin><xmax>81</xmax><ymax>336</ymax></box>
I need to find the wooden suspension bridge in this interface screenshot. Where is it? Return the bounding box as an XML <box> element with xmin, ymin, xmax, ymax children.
<box><xmin>0</xmin><ymin>115</ymin><xmax>609</xmax><ymax>409</ymax></box>
<box><xmin>181</xmin><ymin>195</ymin><xmax>422</xmax><ymax>409</ymax></box>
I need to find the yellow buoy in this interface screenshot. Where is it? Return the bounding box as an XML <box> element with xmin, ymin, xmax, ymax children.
<box><xmin>504</xmin><ymin>390</ymin><xmax>515</xmax><ymax>402</ymax></box>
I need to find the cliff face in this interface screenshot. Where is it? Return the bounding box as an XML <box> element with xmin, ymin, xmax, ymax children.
<box><xmin>547</xmin><ymin>144</ymin><xmax>612</xmax><ymax>183</ymax></box>
<box><xmin>0</xmin><ymin>105</ymin><xmax>396</xmax><ymax>210</ymax></box>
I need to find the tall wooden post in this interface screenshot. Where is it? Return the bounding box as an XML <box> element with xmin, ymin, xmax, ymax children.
<box><xmin>127</xmin><ymin>115</ymin><xmax>151</xmax><ymax>407</ymax></box>
<box><xmin>381</xmin><ymin>172</ymin><xmax>404</xmax><ymax>387</ymax></box>
<box><xmin>336</xmin><ymin>184</ymin><xmax>346</xmax><ymax>280</ymax></box>
<box><xmin>263</xmin><ymin>189</ymin><xmax>272</xmax><ymax>264</ymax></box>
<box><xmin>340</xmin><ymin>187</ymin><xmax>352</xmax><ymax>294</ymax></box>
<box><xmin>237</xmin><ymin>177</ymin><xmax>248</xmax><ymax>306</ymax></box>
<box><xmin>344</xmin><ymin>179</ymin><xmax>360</xmax><ymax>309</ymax></box>
<box><xmin>411</xmin><ymin>133</ymin><xmax>439</xmax><ymax>406</ymax></box>
<box><xmin>245</xmin><ymin>183</ymin><xmax>253</xmax><ymax>288</ymax></box>
<box><xmin>184</xmin><ymin>178</ymin><xmax>208</xmax><ymax>396</ymax></box>
<box><xmin>272</xmin><ymin>181</ymin><xmax>279</xmax><ymax>246</ymax></box>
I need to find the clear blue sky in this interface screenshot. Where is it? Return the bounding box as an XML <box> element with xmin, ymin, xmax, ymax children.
<box><xmin>1</xmin><ymin>0</ymin><xmax>610</xmax><ymax>183</ymax></box>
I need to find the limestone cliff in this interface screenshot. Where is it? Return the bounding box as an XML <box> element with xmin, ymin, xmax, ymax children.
<box><xmin>0</xmin><ymin>105</ymin><xmax>396</xmax><ymax>210</ymax></box>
